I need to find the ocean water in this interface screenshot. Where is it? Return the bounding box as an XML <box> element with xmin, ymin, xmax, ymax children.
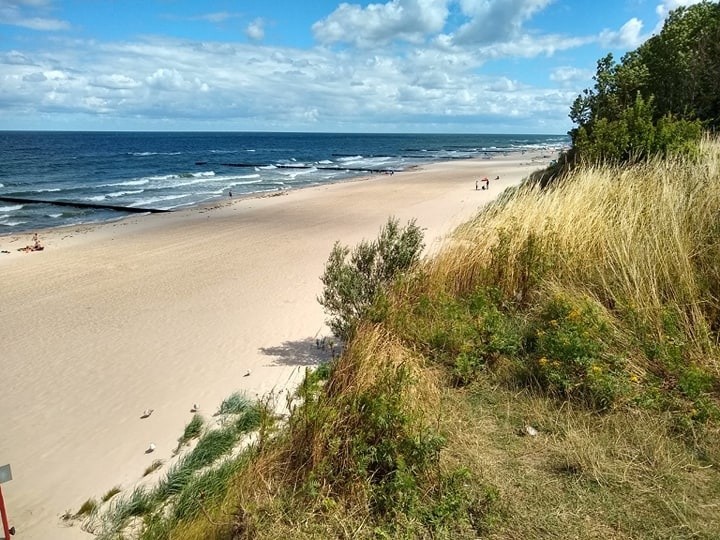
<box><xmin>0</xmin><ymin>131</ymin><xmax>568</xmax><ymax>235</ymax></box>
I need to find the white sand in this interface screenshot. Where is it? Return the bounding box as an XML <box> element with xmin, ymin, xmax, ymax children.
<box><xmin>0</xmin><ymin>152</ymin><xmax>555</xmax><ymax>538</ymax></box>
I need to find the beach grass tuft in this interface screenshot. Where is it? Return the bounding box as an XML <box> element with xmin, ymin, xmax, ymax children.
<box><xmin>216</xmin><ymin>391</ymin><xmax>253</xmax><ymax>416</ymax></box>
<box><xmin>86</xmin><ymin>390</ymin><xmax>266</xmax><ymax>539</ymax></box>
<box><xmin>142</xmin><ymin>459</ymin><xmax>164</xmax><ymax>477</ymax></box>
<box><xmin>100</xmin><ymin>486</ymin><xmax>121</xmax><ymax>503</ymax></box>
<box><xmin>75</xmin><ymin>497</ymin><xmax>97</xmax><ymax>516</ymax></box>
<box><xmin>175</xmin><ymin>413</ymin><xmax>204</xmax><ymax>452</ymax></box>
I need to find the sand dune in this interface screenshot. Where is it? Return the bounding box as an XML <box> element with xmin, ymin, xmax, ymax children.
<box><xmin>0</xmin><ymin>152</ymin><xmax>555</xmax><ymax>538</ymax></box>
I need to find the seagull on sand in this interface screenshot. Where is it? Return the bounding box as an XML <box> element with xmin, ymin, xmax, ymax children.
<box><xmin>146</xmin><ymin>443</ymin><xmax>156</xmax><ymax>453</ymax></box>
<box><xmin>190</xmin><ymin>403</ymin><xmax>200</xmax><ymax>413</ymax></box>
<box><xmin>244</xmin><ymin>369</ymin><xmax>252</xmax><ymax>377</ymax></box>
<box><xmin>140</xmin><ymin>409</ymin><xmax>154</xmax><ymax>419</ymax></box>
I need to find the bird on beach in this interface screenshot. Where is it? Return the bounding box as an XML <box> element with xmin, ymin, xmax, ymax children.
<box><xmin>244</xmin><ymin>369</ymin><xmax>252</xmax><ymax>377</ymax></box>
<box><xmin>190</xmin><ymin>403</ymin><xmax>200</xmax><ymax>412</ymax></box>
<box><xmin>146</xmin><ymin>443</ymin><xmax>156</xmax><ymax>453</ymax></box>
<box><xmin>140</xmin><ymin>409</ymin><xmax>154</xmax><ymax>419</ymax></box>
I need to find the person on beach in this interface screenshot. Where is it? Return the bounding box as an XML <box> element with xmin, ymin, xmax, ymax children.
<box><xmin>481</xmin><ymin>177</ymin><xmax>489</xmax><ymax>190</ymax></box>
<box><xmin>475</xmin><ymin>179</ymin><xmax>479</xmax><ymax>190</ymax></box>
<box><xmin>228</xmin><ymin>191</ymin><xmax>232</xmax><ymax>198</ymax></box>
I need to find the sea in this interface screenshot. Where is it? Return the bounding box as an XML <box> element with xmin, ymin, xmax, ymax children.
<box><xmin>0</xmin><ymin>131</ymin><xmax>568</xmax><ymax>235</ymax></box>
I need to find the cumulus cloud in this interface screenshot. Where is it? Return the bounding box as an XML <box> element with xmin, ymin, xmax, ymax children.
<box><xmin>0</xmin><ymin>0</ymin><xmax>70</xmax><ymax>30</ymax></box>
<box><xmin>599</xmin><ymin>17</ymin><xmax>645</xmax><ymax>48</ymax></box>
<box><xmin>0</xmin><ymin>35</ymin><xmax>575</xmax><ymax>131</ymax></box>
<box><xmin>246</xmin><ymin>18</ymin><xmax>265</xmax><ymax>41</ymax></box>
<box><xmin>312</xmin><ymin>0</ymin><xmax>449</xmax><ymax>47</ymax></box>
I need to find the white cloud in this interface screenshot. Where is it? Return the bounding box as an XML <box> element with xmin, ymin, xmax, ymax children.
<box><xmin>197</xmin><ymin>11</ymin><xmax>234</xmax><ymax>23</ymax></box>
<box><xmin>312</xmin><ymin>0</ymin><xmax>449</xmax><ymax>47</ymax></box>
<box><xmin>1</xmin><ymin>50</ymin><xmax>35</xmax><ymax>65</ymax></box>
<box><xmin>599</xmin><ymin>17</ymin><xmax>645</xmax><ymax>48</ymax></box>
<box><xmin>475</xmin><ymin>33</ymin><xmax>592</xmax><ymax>60</ymax></box>
<box><xmin>428</xmin><ymin>1</ymin><xmax>590</xmax><ymax>64</ymax></box>
<box><xmin>91</xmin><ymin>74</ymin><xmax>141</xmax><ymax>90</ymax></box>
<box><xmin>0</xmin><ymin>36</ymin><xmax>575</xmax><ymax>132</ymax></box>
<box><xmin>246</xmin><ymin>18</ymin><xmax>265</xmax><ymax>41</ymax></box>
<box><xmin>0</xmin><ymin>0</ymin><xmax>70</xmax><ymax>30</ymax></box>
<box><xmin>550</xmin><ymin>66</ymin><xmax>593</xmax><ymax>85</ymax></box>
<box><xmin>452</xmin><ymin>0</ymin><xmax>553</xmax><ymax>45</ymax></box>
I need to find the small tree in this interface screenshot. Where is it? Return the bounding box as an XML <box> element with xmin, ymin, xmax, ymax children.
<box><xmin>319</xmin><ymin>217</ymin><xmax>424</xmax><ymax>339</ymax></box>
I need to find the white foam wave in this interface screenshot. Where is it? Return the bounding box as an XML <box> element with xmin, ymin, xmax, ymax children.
<box><xmin>105</xmin><ymin>179</ymin><xmax>150</xmax><ymax>187</ymax></box>
<box><xmin>227</xmin><ymin>174</ymin><xmax>260</xmax><ymax>181</ymax></box>
<box><xmin>85</xmin><ymin>195</ymin><xmax>107</xmax><ymax>202</ymax></box>
<box><xmin>0</xmin><ymin>220</ymin><xmax>26</xmax><ymax>227</ymax></box>
<box><xmin>147</xmin><ymin>171</ymin><xmax>216</xmax><ymax>182</ymax></box>
<box><xmin>36</xmin><ymin>187</ymin><xmax>61</xmax><ymax>193</ymax></box>
<box><xmin>0</xmin><ymin>205</ymin><xmax>23</xmax><ymax>212</ymax></box>
<box><xmin>106</xmin><ymin>189</ymin><xmax>144</xmax><ymax>198</ymax></box>
<box><xmin>48</xmin><ymin>213</ymin><xmax>62</xmax><ymax>218</ymax></box>
<box><xmin>282</xmin><ymin>167</ymin><xmax>317</xmax><ymax>179</ymax></box>
<box><xmin>259</xmin><ymin>165</ymin><xmax>277</xmax><ymax>170</ymax></box>
<box><xmin>338</xmin><ymin>155</ymin><xmax>362</xmax><ymax>162</ymax></box>
<box><xmin>318</xmin><ymin>160</ymin><xmax>333</xmax><ymax>165</ymax></box>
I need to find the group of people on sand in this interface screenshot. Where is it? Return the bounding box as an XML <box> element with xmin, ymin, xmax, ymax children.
<box><xmin>475</xmin><ymin>175</ymin><xmax>500</xmax><ymax>191</ymax></box>
<box><xmin>18</xmin><ymin>233</ymin><xmax>44</xmax><ymax>253</ymax></box>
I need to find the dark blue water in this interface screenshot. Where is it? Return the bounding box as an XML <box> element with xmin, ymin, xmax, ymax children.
<box><xmin>0</xmin><ymin>131</ymin><xmax>568</xmax><ymax>234</ymax></box>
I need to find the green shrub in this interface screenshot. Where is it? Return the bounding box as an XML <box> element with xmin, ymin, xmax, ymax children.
<box><xmin>319</xmin><ymin>217</ymin><xmax>424</xmax><ymax>339</ymax></box>
<box><xmin>527</xmin><ymin>294</ymin><xmax>628</xmax><ymax>409</ymax></box>
<box><xmin>217</xmin><ymin>391</ymin><xmax>252</xmax><ymax>415</ymax></box>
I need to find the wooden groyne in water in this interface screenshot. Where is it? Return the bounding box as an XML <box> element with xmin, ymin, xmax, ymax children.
<box><xmin>0</xmin><ymin>196</ymin><xmax>171</xmax><ymax>214</ymax></box>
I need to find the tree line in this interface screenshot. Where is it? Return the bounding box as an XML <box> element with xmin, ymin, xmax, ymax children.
<box><xmin>568</xmin><ymin>1</ymin><xmax>719</xmax><ymax>164</ymax></box>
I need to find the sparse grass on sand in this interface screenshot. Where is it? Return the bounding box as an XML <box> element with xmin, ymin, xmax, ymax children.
<box><xmin>90</xmin><ymin>140</ymin><xmax>720</xmax><ymax>538</ymax></box>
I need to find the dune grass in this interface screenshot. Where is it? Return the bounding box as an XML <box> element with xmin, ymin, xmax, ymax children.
<box><xmin>84</xmin><ymin>392</ymin><xmax>265</xmax><ymax>539</ymax></box>
<box><xmin>97</xmin><ymin>141</ymin><xmax>720</xmax><ymax>538</ymax></box>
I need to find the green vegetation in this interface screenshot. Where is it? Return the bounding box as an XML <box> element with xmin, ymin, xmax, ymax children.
<box><xmin>75</xmin><ymin>497</ymin><xmax>97</xmax><ymax>517</ymax></box>
<box><xmin>142</xmin><ymin>460</ymin><xmax>163</xmax><ymax>477</ymax></box>
<box><xmin>175</xmin><ymin>413</ymin><xmax>204</xmax><ymax>452</ymax></box>
<box><xmin>143</xmin><ymin>141</ymin><xmax>720</xmax><ymax>539</ymax></box>
<box><xmin>101</xmin><ymin>486</ymin><xmax>121</xmax><ymax>503</ymax></box>
<box><xmin>84</xmin><ymin>7</ymin><xmax>720</xmax><ymax>537</ymax></box>
<box><xmin>318</xmin><ymin>217</ymin><xmax>424</xmax><ymax>339</ymax></box>
<box><xmin>567</xmin><ymin>1</ymin><xmax>719</xmax><ymax>164</ymax></box>
<box><xmin>84</xmin><ymin>393</ymin><xmax>264</xmax><ymax>539</ymax></box>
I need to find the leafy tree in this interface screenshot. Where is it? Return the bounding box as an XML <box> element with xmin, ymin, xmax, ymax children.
<box><xmin>319</xmin><ymin>218</ymin><xmax>424</xmax><ymax>339</ymax></box>
<box><xmin>568</xmin><ymin>1</ymin><xmax>717</xmax><ymax>164</ymax></box>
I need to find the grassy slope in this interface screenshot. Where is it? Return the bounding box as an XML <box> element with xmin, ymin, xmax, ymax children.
<box><xmin>147</xmin><ymin>141</ymin><xmax>720</xmax><ymax>539</ymax></box>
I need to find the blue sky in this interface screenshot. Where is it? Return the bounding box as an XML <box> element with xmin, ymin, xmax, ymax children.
<box><xmin>0</xmin><ymin>0</ymin><xmax>705</xmax><ymax>133</ymax></box>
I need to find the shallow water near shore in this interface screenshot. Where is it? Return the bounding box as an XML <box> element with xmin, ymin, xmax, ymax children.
<box><xmin>0</xmin><ymin>131</ymin><xmax>567</xmax><ymax>234</ymax></box>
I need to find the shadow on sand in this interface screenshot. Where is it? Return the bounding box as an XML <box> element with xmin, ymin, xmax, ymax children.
<box><xmin>260</xmin><ymin>337</ymin><xmax>336</xmax><ymax>367</ymax></box>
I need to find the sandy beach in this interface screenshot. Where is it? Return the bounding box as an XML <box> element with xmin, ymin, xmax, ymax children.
<box><xmin>0</xmin><ymin>151</ymin><xmax>555</xmax><ymax>538</ymax></box>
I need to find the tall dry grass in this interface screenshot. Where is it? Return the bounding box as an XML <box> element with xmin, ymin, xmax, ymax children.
<box><xmin>430</xmin><ymin>138</ymin><xmax>720</xmax><ymax>373</ymax></box>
